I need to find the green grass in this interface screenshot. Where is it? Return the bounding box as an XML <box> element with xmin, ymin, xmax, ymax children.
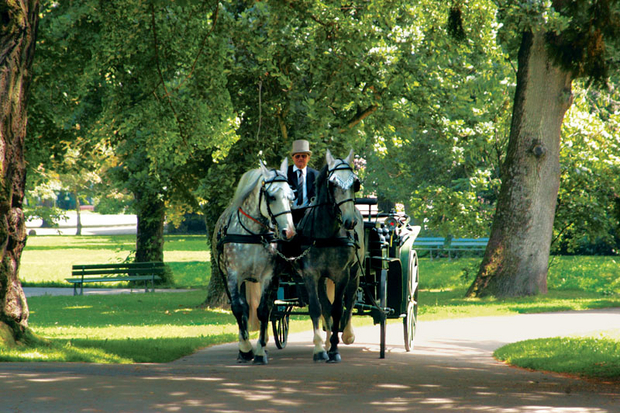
<box><xmin>494</xmin><ymin>330</ymin><xmax>620</xmax><ymax>380</ymax></box>
<box><xmin>418</xmin><ymin>289</ymin><xmax>620</xmax><ymax>321</ymax></box>
<box><xmin>419</xmin><ymin>256</ymin><xmax>620</xmax><ymax>295</ymax></box>
<box><xmin>5</xmin><ymin>234</ymin><xmax>620</xmax><ymax>380</ymax></box>
<box><xmin>20</xmin><ymin>234</ymin><xmax>210</xmax><ymax>288</ymax></box>
<box><xmin>1</xmin><ymin>291</ymin><xmax>235</xmax><ymax>363</ymax></box>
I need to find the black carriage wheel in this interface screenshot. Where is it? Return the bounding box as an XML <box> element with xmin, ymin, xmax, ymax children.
<box><xmin>403</xmin><ymin>250</ymin><xmax>419</xmax><ymax>352</ymax></box>
<box><xmin>272</xmin><ymin>311</ymin><xmax>290</xmax><ymax>349</ymax></box>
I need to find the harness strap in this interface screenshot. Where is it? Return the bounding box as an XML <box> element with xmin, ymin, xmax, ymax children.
<box><xmin>239</xmin><ymin>207</ymin><xmax>270</xmax><ymax>230</ymax></box>
<box><xmin>217</xmin><ymin>233</ymin><xmax>276</xmax><ymax>252</ymax></box>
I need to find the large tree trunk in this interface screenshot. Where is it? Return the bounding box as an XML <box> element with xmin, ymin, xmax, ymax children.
<box><xmin>135</xmin><ymin>191</ymin><xmax>165</xmax><ymax>263</ymax></box>
<box><xmin>202</xmin><ymin>212</ymin><xmax>228</xmax><ymax>308</ymax></box>
<box><xmin>0</xmin><ymin>0</ymin><xmax>40</xmax><ymax>344</ymax></box>
<box><xmin>467</xmin><ymin>30</ymin><xmax>573</xmax><ymax>298</ymax></box>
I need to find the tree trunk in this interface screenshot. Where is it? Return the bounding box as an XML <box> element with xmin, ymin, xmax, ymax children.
<box><xmin>202</xmin><ymin>241</ymin><xmax>229</xmax><ymax>308</ymax></box>
<box><xmin>74</xmin><ymin>190</ymin><xmax>82</xmax><ymax>235</ymax></box>
<box><xmin>467</xmin><ymin>30</ymin><xmax>573</xmax><ymax>298</ymax></box>
<box><xmin>135</xmin><ymin>191</ymin><xmax>165</xmax><ymax>264</ymax></box>
<box><xmin>202</xmin><ymin>214</ymin><xmax>229</xmax><ymax>308</ymax></box>
<box><xmin>0</xmin><ymin>0</ymin><xmax>40</xmax><ymax>344</ymax></box>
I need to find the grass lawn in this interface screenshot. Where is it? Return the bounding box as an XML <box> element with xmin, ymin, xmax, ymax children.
<box><xmin>495</xmin><ymin>329</ymin><xmax>620</xmax><ymax>380</ymax></box>
<box><xmin>20</xmin><ymin>234</ymin><xmax>210</xmax><ymax>288</ymax></box>
<box><xmin>5</xmin><ymin>234</ymin><xmax>620</xmax><ymax>380</ymax></box>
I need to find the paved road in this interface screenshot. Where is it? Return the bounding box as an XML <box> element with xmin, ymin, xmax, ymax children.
<box><xmin>1</xmin><ymin>308</ymin><xmax>619</xmax><ymax>412</ymax></box>
<box><xmin>26</xmin><ymin>212</ymin><xmax>137</xmax><ymax>236</ymax></box>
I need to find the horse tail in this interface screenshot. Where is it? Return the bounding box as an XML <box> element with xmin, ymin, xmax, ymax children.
<box><xmin>246</xmin><ymin>281</ymin><xmax>262</xmax><ymax>332</ymax></box>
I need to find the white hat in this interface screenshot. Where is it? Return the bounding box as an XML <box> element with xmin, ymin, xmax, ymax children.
<box><xmin>290</xmin><ymin>139</ymin><xmax>312</xmax><ymax>156</ymax></box>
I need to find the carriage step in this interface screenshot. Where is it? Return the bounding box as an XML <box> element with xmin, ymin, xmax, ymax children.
<box><xmin>274</xmin><ymin>299</ymin><xmax>304</xmax><ymax>306</ymax></box>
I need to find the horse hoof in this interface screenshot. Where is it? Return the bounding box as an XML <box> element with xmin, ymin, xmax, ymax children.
<box><xmin>237</xmin><ymin>350</ymin><xmax>254</xmax><ymax>363</ymax></box>
<box><xmin>313</xmin><ymin>351</ymin><xmax>329</xmax><ymax>362</ymax></box>
<box><xmin>253</xmin><ymin>355</ymin><xmax>268</xmax><ymax>365</ymax></box>
<box><xmin>342</xmin><ymin>334</ymin><xmax>355</xmax><ymax>345</ymax></box>
<box><xmin>327</xmin><ymin>352</ymin><xmax>341</xmax><ymax>363</ymax></box>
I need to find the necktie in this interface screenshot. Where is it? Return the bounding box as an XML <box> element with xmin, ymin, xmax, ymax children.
<box><xmin>297</xmin><ymin>170</ymin><xmax>304</xmax><ymax>206</ymax></box>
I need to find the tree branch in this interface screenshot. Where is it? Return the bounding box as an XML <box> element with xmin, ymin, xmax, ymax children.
<box><xmin>162</xmin><ymin>1</ymin><xmax>220</xmax><ymax>99</ymax></box>
<box><xmin>150</xmin><ymin>3</ymin><xmax>187</xmax><ymax>146</ymax></box>
<box><xmin>339</xmin><ymin>104</ymin><xmax>378</xmax><ymax>133</ymax></box>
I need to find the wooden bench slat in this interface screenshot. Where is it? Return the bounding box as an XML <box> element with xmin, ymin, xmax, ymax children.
<box><xmin>72</xmin><ymin>262</ymin><xmax>165</xmax><ymax>270</ymax></box>
<box><xmin>71</xmin><ymin>268</ymin><xmax>165</xmax><ymax>276</ymax></box>
<box><xmin>413</xmin><ymin>237</ymin><xmax>489</xmax><ymax>258</ymax></box>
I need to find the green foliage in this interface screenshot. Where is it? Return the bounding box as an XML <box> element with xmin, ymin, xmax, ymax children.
<box><xmin>29</xmin><ymin>0</ymin><xmax>239</xmax><ymax>235</ymax></box>
<box><xmin>554</xmin><ymin>81</ymin><xmax>620</xmax><ymax>255</ymax></box>
<box><xmin>360</xmin><ymin>0</ymin><xmax>512</xmax><ymax>238</ymax></box>
<box><xmin>26</xmin><ymin>0</ymin><xmax>620</xmax><ymax>254</ymax></box>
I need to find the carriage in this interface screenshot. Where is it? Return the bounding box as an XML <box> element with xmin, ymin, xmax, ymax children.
<box><xmin>271</xmin><ymin>197</ymin><xmax>421</xmax><ymax>359</ymax></box>
<box><xmin>215</xmin><ymin>152</ymin><xmax>420</xmax><ymax>363</ymax></box>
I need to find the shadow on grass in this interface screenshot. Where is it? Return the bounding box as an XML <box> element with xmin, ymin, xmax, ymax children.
<box><xmin>508</xmin><ymin>305</ymin><xmax>574</xmax><ymax>314</ymax></box>
<box><xmin>0</xmin><ymin>335</ymin><xmax>237</xmax><ymax>364</ymax></box>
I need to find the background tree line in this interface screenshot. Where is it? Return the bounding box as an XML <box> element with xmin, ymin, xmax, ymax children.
<box><xmin>2</xmin><ymin>1</ymin><xmax>619</xmax><ymax>341</ymax></box>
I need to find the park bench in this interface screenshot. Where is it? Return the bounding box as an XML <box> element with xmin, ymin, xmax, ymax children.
<box><xmin>66</xmin><ymin>262</ymin><xmax>165</xmax><ymax>296</ymax></box>
<box><xmin>413</xmin><ymin>237</ymin><xmax>489</xmax><ymax>259</ymax></box>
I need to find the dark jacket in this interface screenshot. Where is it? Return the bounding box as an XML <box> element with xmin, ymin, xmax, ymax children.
<box><xmin>287</xmin><ymin>165</ymin><xmax>318</xmax><ymax>223</ymax></box>
<box><xmin>287</xmin><ymin>165</ymin><xmax>318</xmax><ymax>203</ymax></box>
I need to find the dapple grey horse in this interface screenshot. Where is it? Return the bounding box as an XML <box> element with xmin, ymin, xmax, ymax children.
<box><xmin>213</xmin><ymin>159</ymin><xmax>295</xmax><ymax>364</ymax></box>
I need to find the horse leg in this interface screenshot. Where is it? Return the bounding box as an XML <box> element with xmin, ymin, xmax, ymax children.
<box><xmin>305</xmin><ymin>275</ymin><xmax>328</xmax><ymax>362</ymax></box>
<box><xmin>327</xmin><ymin>280</ymin><xmax>347</xmax><ymax>363</ymax></box>
<box><xmin>230</xmin><ymin>279</ymin><xmax>254</xmax><ymax>362</ymax></box>
<box><xmin>253</xmin><ymin>275</ymin><xmax>278</xmax><ymax>365</ymax></box>
<box><xmin>320</xmin><ymin>278</ymin><xmax>334</xmax><ymax>351</ymax></box>
<box><xmin>341</xmin><ymin>265</ymin><xmax>360</xmax><ymax>345</ymax></box>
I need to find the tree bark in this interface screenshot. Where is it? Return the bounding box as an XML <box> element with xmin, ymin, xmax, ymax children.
<box><xmin>202</xmin><ymin>212</ymin><xmax>229</xmax><ymax>308</ymax></box>
<box><xmin>0</xmin><ymin>0</ymin><xmax>40</xmax><ymax>344</ymax></box>
<box><xmin>74</xmin><ymin>190</ymin><xmax>82</xmax><ymax>236</ymax></box>
<box><xmin>467</xmin><ymin>30</ymin><xmax>573</xmax><ymax>298</ymax></box>
<box><xmin>135</xmin><ymin>190</ymin><xmax>165</xmax><ymax>264</ymax></box>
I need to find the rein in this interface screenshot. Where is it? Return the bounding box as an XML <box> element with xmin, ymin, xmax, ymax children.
<box><xmin>239</xmin><ymin>207</ymin><xmax>270</xmax><ymax>230</ymax></box>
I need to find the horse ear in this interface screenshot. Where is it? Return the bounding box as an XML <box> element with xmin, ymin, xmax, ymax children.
<box><xmin>259</xmin><ymin>159</ymin><xmax>270</xmax><ymax>176</ymax></box>
<box><xmin>326</xmin><ymin>149</ymin><xmax>335</xmax><ymax>168</ymax></box>
<box><xmin>344</xmin><ymin>149</ymin><xmax>354</xmax><ymax>165</ymax></box>
<box><xmin>279</xmin><ymin>157</ymin><xmax>288</xmax><ymax>174</ymax></box>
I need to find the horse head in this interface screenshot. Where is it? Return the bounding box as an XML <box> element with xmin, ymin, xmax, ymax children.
<box><xmin>259</xmin><ymin>158</ymin><xmax>296</xmax><ymax>240</ymax></box>
<box><xmin>326</xmin><ymin>149</ymin><xmax>361</xmax><ymax>230</ymax></box>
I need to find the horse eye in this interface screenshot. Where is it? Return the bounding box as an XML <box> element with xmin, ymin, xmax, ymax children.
<box><xmin>268</xmin><ymin>194</ymin><xmax>277</xmax><ymax>202</ymax></box>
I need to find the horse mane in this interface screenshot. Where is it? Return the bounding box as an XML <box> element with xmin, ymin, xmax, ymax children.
<box><xmin>312</xmin><ymin>164</ymin><xmax>330</xmax><ymax>205</ymax></box>
<box><xmin>299</xmin><ymin>164</ymin><xmax>339</xmax><ymax>238</ymax></box>
<box><xmin>221</xmin><ymin>169</ymin><xmax>263</xmax><ymax>219</ymax></box>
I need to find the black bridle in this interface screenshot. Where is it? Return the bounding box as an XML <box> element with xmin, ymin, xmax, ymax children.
<box><xmin>237</xmin><ymin>170</ymin><xmax>293</xmax><ymax>237</ymax></box>
<box><xmin>326</xmin><ymin>161</ymin><xmax>359</xmax><ymax>217</ymax></box>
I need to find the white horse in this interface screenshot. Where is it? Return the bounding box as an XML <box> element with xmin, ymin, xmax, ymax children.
<box><xmin>213</xmin><ymin>159</ymin><xmax>295</xmax><ymax>364</ymax></box>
